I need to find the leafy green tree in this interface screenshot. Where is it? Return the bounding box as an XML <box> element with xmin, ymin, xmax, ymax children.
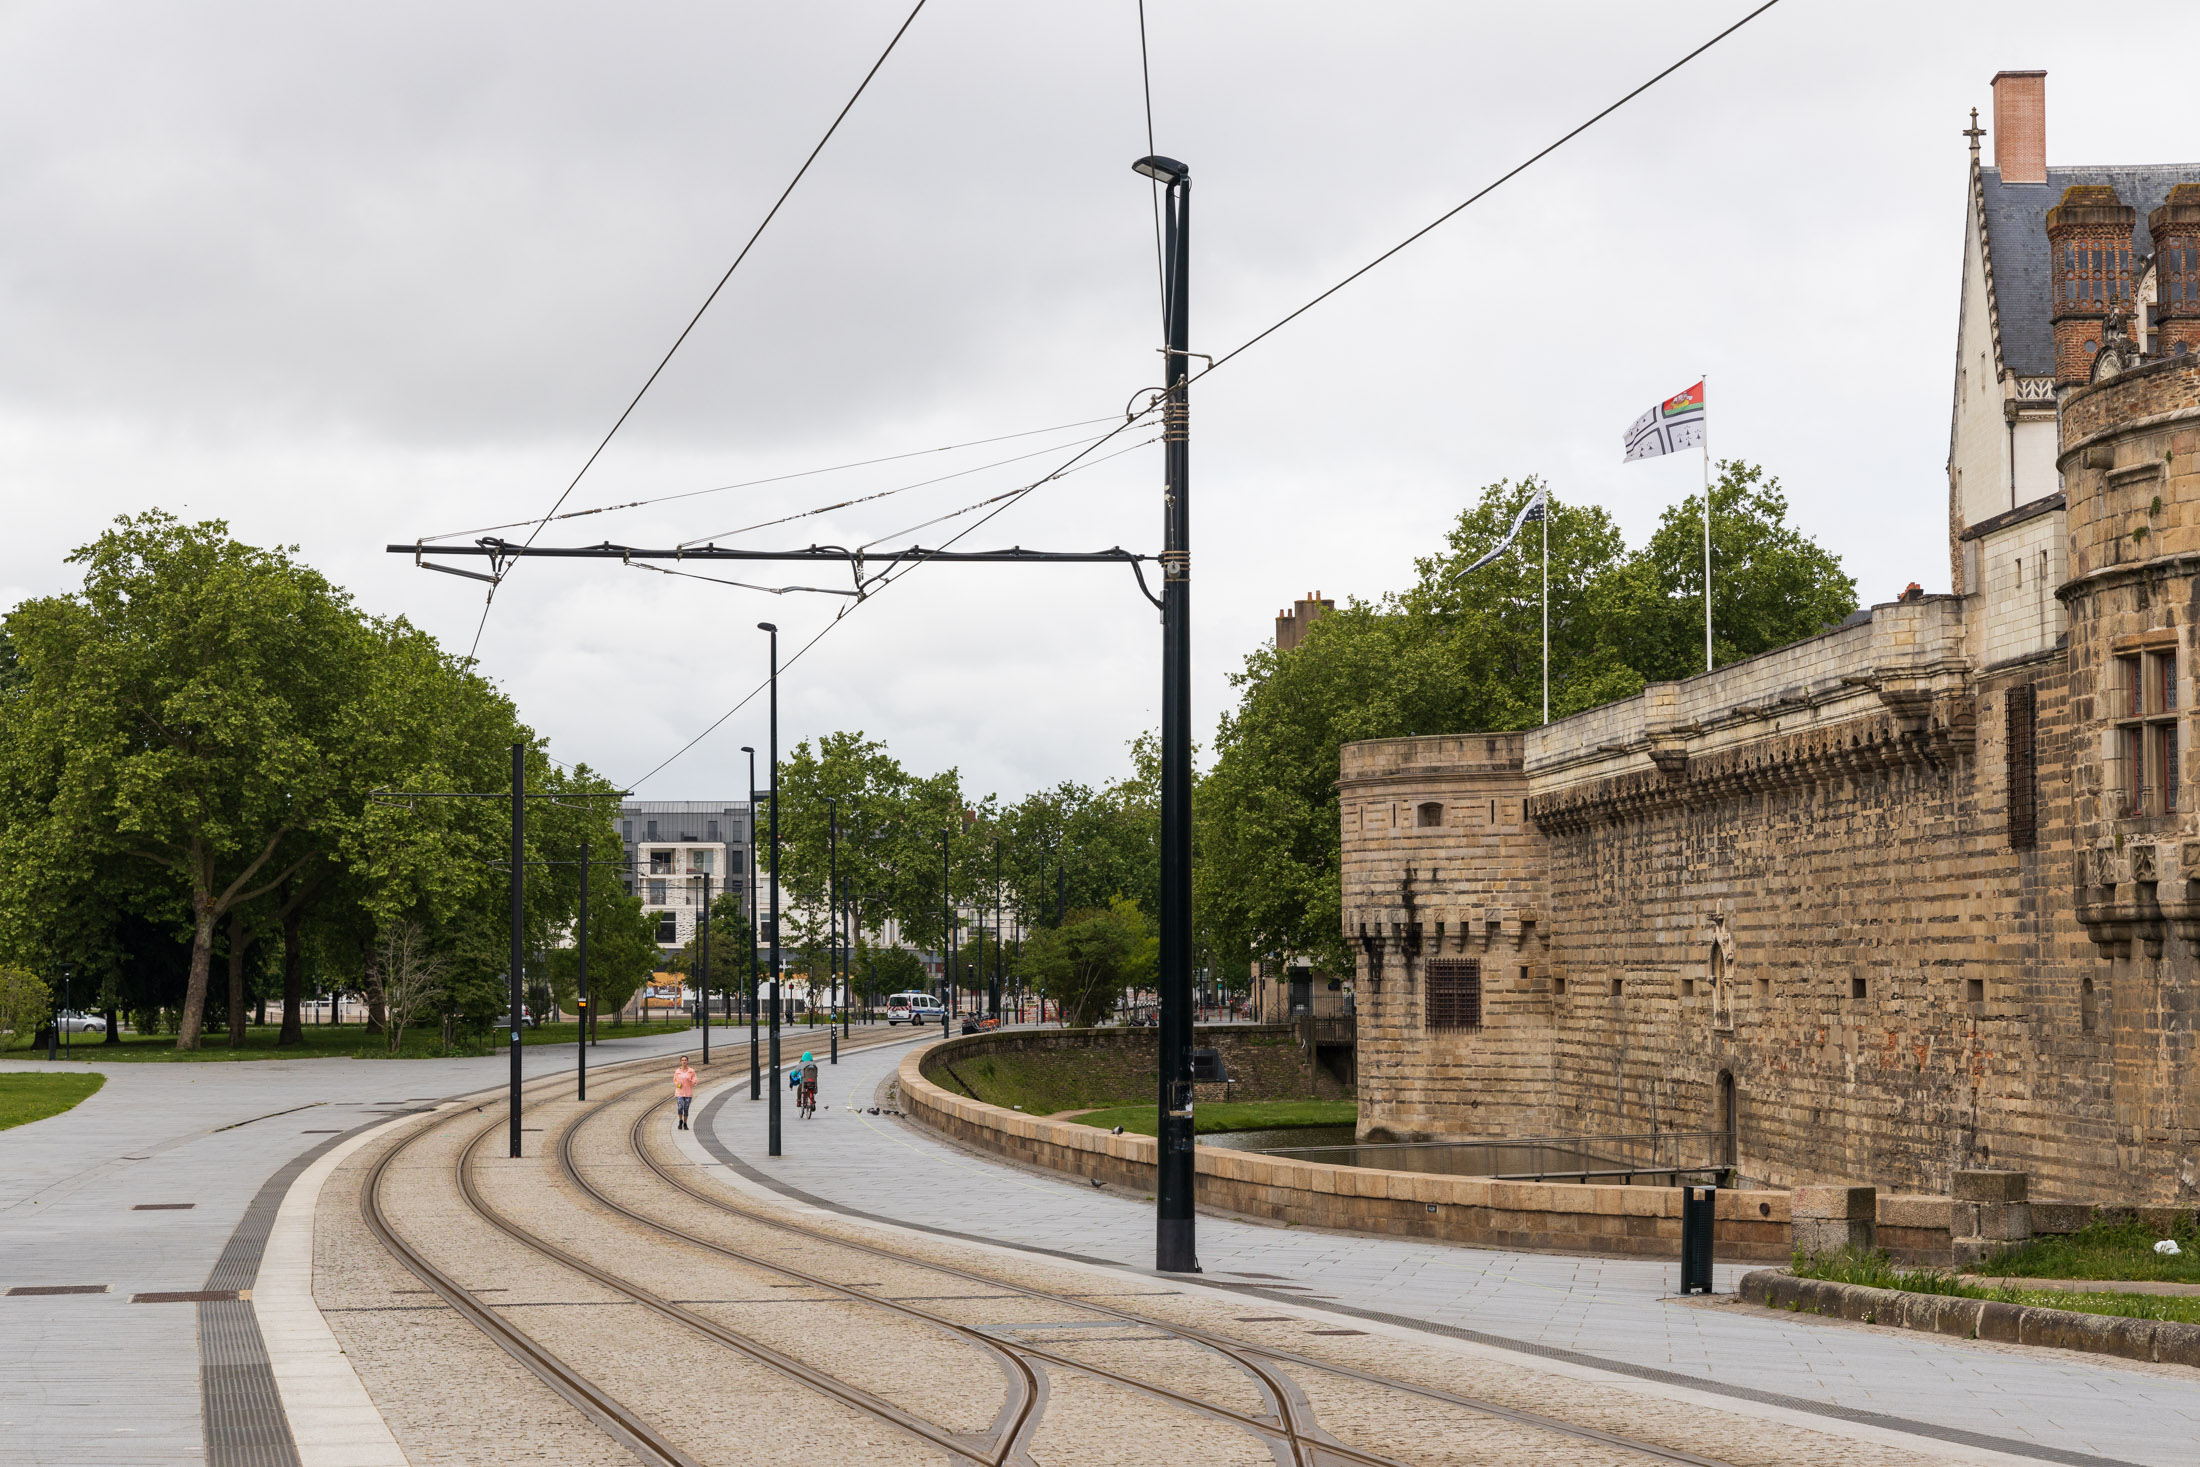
<box><xmin>1196</xmin><ymin>466</ymin><xmax>1855</xmax><ymax>974</ymax></box>
<box><xmin>0</xmin><ymin>514</ymin><xmax>367</xmax><ymax>1048</ymax></box>
<box><xmin>0</xmin><ymin>964</ymin><xmax>50</xmax><ymax>1051</ymax></box>
<box><xmin>1017</xmin><ymin>898</ymin><xmax>1156</xmax><ymax>1028</ymax></box>
<box><xmin>548</xmin><ymin>885</ymin><xmax>657</xmax><ymax>1033</ymax></box>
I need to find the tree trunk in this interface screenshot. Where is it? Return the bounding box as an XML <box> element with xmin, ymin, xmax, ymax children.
<box><xmin>360</xmin><ymin>936</ymin><xmax>386</xmax><ymax>1035</ymax></box>
<box><xmin>279</xmin><ymin>906</ymin><xmax>304</xmax><ymax>1046</ymax></box>
<box><xmin>102</xmin><ymin>1006</ymin><xmax>119</xmax><ymax>1045</ymax></box>
<box><xmin>176</xmin><ymin>904</ymin><xmax>217</xmax><ymax>1050</ymax></box>
<box><xmin>227</xmin><ymin>913</ymin><xmax>249</xmax><ymax>1047</ymax></box>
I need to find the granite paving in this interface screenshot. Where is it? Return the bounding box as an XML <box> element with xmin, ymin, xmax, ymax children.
<box><xmin>0</xmin><ymin>1021</ymin><xmax>736</xmax><ymax>1466</ymax></box>
<box><xmin>704</xmin><ymin>1031</ymin><xmax>2200</xmax><ymax>1467</ymax></box>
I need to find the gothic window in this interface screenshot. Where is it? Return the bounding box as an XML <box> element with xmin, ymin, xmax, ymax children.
<box><xmin>1416</xmin><ymin>801</ymin><xmax>1443</xmax><ymax>828</ymax></box>
<box><xmin>1425</xmin><ymin>959</ymin><xmax>1482</xmax><ymax>1030</ymax></box>
<box><xmin>2114</xmin><ymin>650</ymin><xmax>2180</xmax><ymax>817</ymax></box>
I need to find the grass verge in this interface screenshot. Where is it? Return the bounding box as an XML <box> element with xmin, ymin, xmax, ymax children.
<box><xmin>0</xmin><ymin>1072</ymin><xmax>106</xmax><ymax>1130</ymax></box>
<box><xmin>1070</xmin><ymin>1099</ymin><xmax>1358</xmax><ymax>1137</ymax></box>
<box><xmin>1969</xmin><ymin>1216</ymin><xmax>2200</xmax><ymax>1284</ymax></box>
<box><xmin>2</xmin><ymin>1019</ymin><xmax>694</xmax><ymax>1062</ymax></box>
<box><xmin>1792</xmin><ymin>1248</ymin><xmax>2200</xmax><ymax>1326</ymax></box>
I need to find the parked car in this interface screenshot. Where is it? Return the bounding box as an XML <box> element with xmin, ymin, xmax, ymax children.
<box><xmin>886</xmin><ymin>991</ymin><xmax>945</xmax><ymax>1026</ymax></box>
<box><xmin>492</xmin><ymin>1008</ymin><xmax>539</xmax><ymax>1030</ymax></box>
<box><xmin>53</xmin><ymin>1010</ymin><xmax>106</xmax><ymax>1034</ymax></box>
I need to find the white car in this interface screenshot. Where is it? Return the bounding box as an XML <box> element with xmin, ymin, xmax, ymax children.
<box><xmin>53</xmin><ymin>1010</ymin><xmax>105</xmax><ymax>1034</ymax></box>
<box><xmin>885</xmin><ymin>992</ymin><xmax>945</xmax><ymax>1026</ymax></box>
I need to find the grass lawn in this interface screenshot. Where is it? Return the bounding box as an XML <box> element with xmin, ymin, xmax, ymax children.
<box><xmin>1792</xmin><ymin>1248</ymin><xmax>2200</xmax><ymax>1326</ymax></box>
<box><xmin>1967</xmin><ymin>1216</ymin><xmax>2200</xmax><ymax>1285</ymax></box>
<box><xmin>0</xmin><ymin>1018</ymin><xmax>695</xmax><ymax>1063</ymax></box>
<box><xmin>1069</xmin><ymin>1099</ymin><xmax>1357</xmax><ymax>1137</ymax></box>
<box><xmin>0</xmin><ymin>1072</ymin><xmax>106</xmax><ymax>1130</ymax></box>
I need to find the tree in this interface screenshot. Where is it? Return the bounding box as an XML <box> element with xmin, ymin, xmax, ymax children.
<box><xmin>0</xmin><ymin>514</ymin><xmax>367</xmax><ymax>1048</ymax></box>
<box><xmin>368</xmin><ymin>921</ymin><xmax>445</xmax><ymax>1055</ymax></box>
<box><xmin>666</xmin><ymin>891</ymin><xmax>751</xmax><ymax>1010</ymax></box>
<box><xmin>1196</xmin><ymin>467</ymin><xmax>1855</xmax><ymax>974</ymax></box>
<box><xmin>864</xmin><ymin>944</ymin><xmax>928</xmax><ymax>1005</ymax></box>
<box><xmin>551</xmin><ymin>887</ymin><xmax>657</xmax><ymax>1031</ymax></box>
<box><xmin>0</xmin><ymin>964</ymin><xmax>49</xmax><ymax>1051</ymax></box>
<box><xmin>1017</xmin><ymin>898</ymin><xmax>1156</xmax><ymax>1028</ymax></box>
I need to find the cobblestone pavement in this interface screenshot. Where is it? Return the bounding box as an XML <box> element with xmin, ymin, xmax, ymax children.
<box><xmin>324</xmin><ymin>1050</ymin><xmax>2002</xmax><ymax>1466</ymax></box>
<box><xmin>691</xmin><ymin>1033</ymin><xmax>2200</xmax><ymax>1467</ymax></box>
<box><xmin>0</xmin><ymin>1023</ymin><xmax>727</xmax><ymax>1466</ymax></box>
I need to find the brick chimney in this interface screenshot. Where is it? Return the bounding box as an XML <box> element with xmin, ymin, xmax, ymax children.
<box><xmin>1991</xmin><ymin>70</ymin><xmax>2046</xmax><ymax>185</ymax></box>
<box><xmin>1275</xmin><ymin>590</ymin><xmax>1334</xmax><ymax>653</ymax></box>
<box><xmin>2045</xmin><ymin>184</ymin><xmax>2136</xmax><ymax>386</ymax></box>
<box><xmin>2150</xmin><ymin>184</ymin><xmax>2200</xmax><ymax>359</ymax></box>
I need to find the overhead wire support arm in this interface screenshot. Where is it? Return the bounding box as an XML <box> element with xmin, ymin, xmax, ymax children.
<box><xmin>388</xmin><ymin>540</ymin><xmax>1156</xmax><ymax>567</ymax></box>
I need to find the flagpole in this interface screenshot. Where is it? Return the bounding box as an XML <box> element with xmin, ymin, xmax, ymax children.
<box><xmin>1701</xmin><ymin>372</ymin><xmax>1713</xmax><ymax>674</ymax></box>
<box><xmin>1541</xmin><ymin>490</ymin><xmax>1549</xmax><ymax>725</ymax></box>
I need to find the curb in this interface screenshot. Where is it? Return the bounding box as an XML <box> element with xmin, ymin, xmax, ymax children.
<box><xmin>1739</xmin><ymin>1268</ymin><xmax>2200</xmax><ymax>1368</ymax></box>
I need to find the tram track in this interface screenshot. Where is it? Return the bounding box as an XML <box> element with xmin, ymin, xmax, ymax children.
<box><xmin>353</xmin><ymin>1039</ymin><xmax>1837</xmax><ymax>1466</ymax></box>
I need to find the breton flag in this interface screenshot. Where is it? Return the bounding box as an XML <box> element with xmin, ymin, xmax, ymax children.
<box><xmin>1451</xmin><ymin>487</ymin><xmax>1547</xmax><ymax>580</ymax></box>
<box><xmin>1623</xmin><ymin>380</ymin><xmax>1706</xmax><ymax>462</ymax></box>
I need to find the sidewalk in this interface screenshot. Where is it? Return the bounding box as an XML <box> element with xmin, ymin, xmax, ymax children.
<box><xmin>702</xmin><ymin>1034</ymin><xmax>2200</xmax><ymax>1467</ymax></box>
<box><xmin>0</xmin><ymin>1024</ymin><xmax>705</xmax><ymax>1466</ymax></box>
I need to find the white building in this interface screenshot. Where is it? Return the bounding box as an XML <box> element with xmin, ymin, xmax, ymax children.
<box><xmin>618</xmin><ymin>800</ymin><xmax>753</xmax><ymax>963</ymax></box>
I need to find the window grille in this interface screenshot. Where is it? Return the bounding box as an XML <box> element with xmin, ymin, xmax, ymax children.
<box><xmin>1425</xmin><ymin>959</ymin><xmax>1482</xmax><ymax>1030</ymax></box>
<box><xmin>2006</xmin><ymin>683</ymin><xmax>2037</xmax><ymax>849</ymax></box>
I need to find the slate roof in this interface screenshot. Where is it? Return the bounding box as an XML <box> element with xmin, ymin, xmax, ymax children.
<box><xmin>1982</xmin><ymin>163</ymin><xmax>2200</xmax><ymax>377</ymax></box>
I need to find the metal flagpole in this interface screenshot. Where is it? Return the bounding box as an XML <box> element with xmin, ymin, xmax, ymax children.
<box><xmin>1702</xmin><ymin>372</ymin><xmax>1713</xmax><ymax>673</ymax></box>
<box><xmin>1541</xmin><ymin>492</ymin><xmax>1550</xmax><ymax>725</ymax></box>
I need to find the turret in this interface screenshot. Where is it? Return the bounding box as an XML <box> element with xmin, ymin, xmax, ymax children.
<box><xmin>2149</xmin><ymin>184</ymin><xmax>2200</xmax><ymax>360</ymax></box>
<box><xmin>2046</xmin><ymin>185</ymin><xmax>2138</xmax><ymax>387</ymax></box>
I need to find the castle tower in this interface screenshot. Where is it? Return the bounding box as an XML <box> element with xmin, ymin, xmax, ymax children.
<box><xmin>2045</xmin><ymin>184</ymin><xmax>2138</xmax><ymax>387</ymax></box>
<box><xmin>2149</xmin><ymin>184</ymin><xmax>2200</xmax><ymax>360</ymax></box>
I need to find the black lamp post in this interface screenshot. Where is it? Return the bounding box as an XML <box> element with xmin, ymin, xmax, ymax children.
<box><xmin>939</xmin><ymin>828</ymin><xmax>952</xmax><ymax>1040</ymax></box>
<box><xmin>990</xmin><ymin>837</ymin><xmax>1002</xmax><ymax>1021</ymax></box>
<box><xmin>759</xmin><ymin>622</ymin><xmax>782</xmax><ymax>1158</ymax></box>
<box><xmin>1134</xmin><ymin>151</ymin><xmax>1197</xmax><ymax>1274</ymax></box>
<box><xmin>697</xmin><ymin>870</ymin><xmax>711</xmax><ymax>1064</ymax></box>
<box><xmin>744</xmin><ymin>745</ymin><xmax>759</xmax><ymax>1100</ymax></box>
<box><xmin>576</xmin><ymin>841</ymin><xmax>590</xmax><ymax>1100</ymax></box>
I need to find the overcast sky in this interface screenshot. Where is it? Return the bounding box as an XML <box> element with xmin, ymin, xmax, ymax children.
<box><xmin>4</xmin><ymin>3</ymin><xmax>2193</xmax><ymax>803</ymax></box>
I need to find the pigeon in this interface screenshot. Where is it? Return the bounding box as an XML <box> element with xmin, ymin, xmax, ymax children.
<box><xmin>1111</xmin><ymin>1125</ymin><xmax>1125</xmax><ymax>1135</ymax></box>
<box><xmin>867</xmin><ymin>1106</ymin><xmax>880</xmax><ymax>1115</ymax></box>
<box><xmin>1091</xmin><ymin>1178</ymin><xmax>1105</xmax><ymax>1188</ymax></box>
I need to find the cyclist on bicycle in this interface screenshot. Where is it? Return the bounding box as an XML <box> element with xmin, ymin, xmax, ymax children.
<box><xmin>797</xmin><ymin>1052</ymin><xmax>819</xmax><ymax>1119</ymax></box>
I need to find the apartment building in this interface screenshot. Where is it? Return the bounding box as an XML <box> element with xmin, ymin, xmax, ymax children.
<box><xmin>617</xmin><ymin>800</ymin><xmax>753</xmax><ymax>961</ymax></box>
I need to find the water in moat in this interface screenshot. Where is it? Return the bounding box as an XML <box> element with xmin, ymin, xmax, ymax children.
<box><xmin>1201</xmin><ymin>1128</ymin><xmax>1721</xmax><ymax>1184</ymax></box>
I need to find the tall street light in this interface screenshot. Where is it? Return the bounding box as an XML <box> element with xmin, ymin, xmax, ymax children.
<box><xmin>938</xmin><ymin>827</ymin><xmax>953</xmax><ymax>1041</ymax></box>
<box><xmin>697</xmin><ymin>869</ymin><xmax>711</xmax><ymax>1064</ymax></box>
<box><xmin>743</xmin><ymin>745</ymin><xmax>759</xmax><ymax>1100</ymax></box>
<box><xmin>1135</xmin><ymin>150</ymin><xmax>1198</xmax><ymax>1274</ymax></box>
<box><xmin>759</xmin><ymin>623</ymin><xmax>783</xmax><ymax>1158</ymax></box>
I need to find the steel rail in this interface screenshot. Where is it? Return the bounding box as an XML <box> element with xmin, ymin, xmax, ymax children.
<box><xmin>647</xmin><ymin>1087</ymin><xmax>1738</xmax><ymax>1467</ymax></box>
<box><xmin>604</xmin><ymin>1091</ymin><xmax>1389</xmax><ymax>1467</ymax></box>
<box><xmin>360</xmin><ymin>1073</ymin><xmax>706</xmax><ymax>1467</ymax></box>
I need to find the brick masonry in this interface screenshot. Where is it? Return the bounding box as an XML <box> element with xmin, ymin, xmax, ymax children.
<box><xmin>1340</xmin><ymin>357</ymin><xmax>2200</xmax><ymax>1207</ymax></box>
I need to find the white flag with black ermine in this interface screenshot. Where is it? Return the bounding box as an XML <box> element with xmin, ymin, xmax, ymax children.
<box><xmin>1452</xmin><ymin>488</ymin><xmax>1546</xmax><ymax>580</ymax></box>
<box><xmin>1623</xmin><ymin>380</ymin><xmax>1706</xmax><ymax>461</ymax></box>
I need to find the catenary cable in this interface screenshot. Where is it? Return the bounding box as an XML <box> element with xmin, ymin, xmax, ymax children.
<box><xmin>464</xmin><ymin>0</ymin><xmax>931</xmax><ymax>662</ymax></box>
<box><xmin>1189</xmin><ymin>0</ymin><xmax>1783</xmax><ymax>384</ymax></box>
<box><xmin>420</xmin><ymin>413</ymin><xmax>1119</xmax><ymax>545</ymax></box>
<box><xmin>623</xmin><ymin>4</ymin><xmax>1780</xmax><ymax>784</ymax></box>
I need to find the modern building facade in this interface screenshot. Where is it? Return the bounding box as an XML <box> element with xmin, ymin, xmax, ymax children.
<box><xmin>1335</xmin><ymin>73</ymin><xmax>2200</xmax><ymax>1205</ymax></box>
<box><xmin>617</xmin><ymin>800</ymin><xmax>752</xmax><ymax>962</ymax></box>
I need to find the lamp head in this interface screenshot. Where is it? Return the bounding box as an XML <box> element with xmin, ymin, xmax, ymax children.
<box><xmin>757</xmin><ymin>621</ymin><xmax>777</xmax><ymax>633</ymax></box>
<box><xmin>1132</xmin><ymin>154</ymin><xmax>1188</xmax><ymax>185</ymax></box>
<box><xmin>741</xmin><ymin>745</ymin><xmax>753</xmax><ymax>754</ymax></box>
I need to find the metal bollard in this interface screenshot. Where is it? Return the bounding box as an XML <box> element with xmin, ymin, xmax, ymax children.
<box><xmin>1680</xmin><ymin>1184</ymin><xmax>1716</xmax><ymax>1294</ymax></box>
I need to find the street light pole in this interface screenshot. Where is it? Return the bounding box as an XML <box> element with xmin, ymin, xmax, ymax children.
<box><xmin>826</xmin><ymin>796</ymin><xmax>838</xmax><ymax>1041</ymax></box>
<box><xmin>699</xmin><ymin>870</ymin><xmax>711</xmax><ymax>1065</ymax></box>
<box><xmin>939</xmin><ymin>828</ymin><xmax>952</xmax><ymax>1041</ymax></box>
<box><xmin>506</xmin><ymin>742</ymin><xmax>528</xmax><ymax>1158</ymax></box>
<box><xmin>744</xmin><ymin>745</ymin><xmax>759</xmax><ymax>1101</ymax></box>
<box><xmin>577</xmin><ymin>840</ymin><xmax>589</xmax><ymax>1101</ymax></box>
<box><xmin>991</xmin><ymin>837</ymin><xmax>1002</xmax><ymax>1021</ymax></box>
<box><xmin>1135</xmin><ymin>151</ymin><xmax>1197</xmax><ymax>1274</ymax></box>
<box><xmin>760</xmin><ymin>623</ymin><xmax>783</xmax><ymax>1158</ymax></box>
